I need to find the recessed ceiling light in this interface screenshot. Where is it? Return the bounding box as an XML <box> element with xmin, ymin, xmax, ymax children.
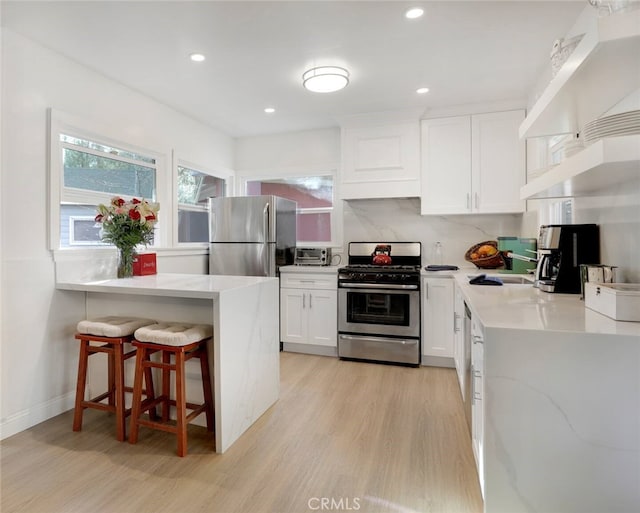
<box><xmin>189</xmin><ymin>53</ymin><xmax>205</xmax><ymax>62</ymax></box>
<box><xmin>302</xmin><ymin>66</ymin><xmax>350</xmax><ymax>93</ymax></box>
<box><xmin>416</xmin><ymin>87</ymin><xmax>430</xmax><ymax>94</ymax></box>
<box><xmin>264</xmin><ymin>107</ymin><xmax>275</xmax><ymax>114</ymax></box>
<box><xmin>405</xmin><ymin>7</ymin><xmax>424</xmax><ymax>19</ymax></box>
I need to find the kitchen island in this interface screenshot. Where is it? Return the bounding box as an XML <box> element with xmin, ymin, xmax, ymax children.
<box><xmin>454</xmin><ymin>274</ymin><xmax>640</xmax><ymax>513</ymax></box>
<box><xmin>57</xmin><ymin>273</ymin><xmax>280</xmax><ymax>453</ymax></box>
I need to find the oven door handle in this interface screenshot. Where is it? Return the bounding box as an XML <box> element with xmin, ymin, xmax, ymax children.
<box><xmin>338</xmin><ymin>282</ymin><xmax>418</xmax><ymax>290</ymax></box>
<box><xmin>339</xmin><ymin>334</ymin><xmax>419</xmax><ymax>346</ymax></box>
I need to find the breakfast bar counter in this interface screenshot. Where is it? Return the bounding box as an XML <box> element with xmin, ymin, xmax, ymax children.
<box><xmin>57</xmin><ymin>273</ymin><xmax>280</xmax><ymax>453</ymax></box>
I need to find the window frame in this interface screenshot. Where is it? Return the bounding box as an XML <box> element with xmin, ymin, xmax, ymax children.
<box><xmin>237</xmin><ymin>167</ymin><xmax>342</xmax><ymax>249</ymax></box>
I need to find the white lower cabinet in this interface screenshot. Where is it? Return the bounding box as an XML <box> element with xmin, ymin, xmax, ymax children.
<box><xmin>471</xmin><ymin>316</ymin><xmax>485</xmax><ymax>498</ymax></box>
<box><xmin>422</xmin><ymin>277</ymin><xmax>454</xmax><ymax>363</ymax></box>
<box><xmin>453</xmin><ymin>284</ymin><xmax>465</xmax><ymax>396</ymax></box>
<box><xmin>280</xmin><ymin>271</ymin><xmax>337</xmax><ymax>353</ymax></box>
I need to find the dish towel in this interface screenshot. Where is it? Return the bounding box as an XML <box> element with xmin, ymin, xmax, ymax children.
<box><xmin>469</xmin><ymin>274</ymin><xmax>503</xmax><ymax>286</ymax></box>
<box><xmin>424</xmin><ymin>265</ymin><xmax>460</xmax><ymax>271</ymax></box>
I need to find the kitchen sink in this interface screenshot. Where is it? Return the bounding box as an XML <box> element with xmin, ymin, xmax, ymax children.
<box><xmin>467</xmin><ymin>274</ymin><xmax>534</xmax><ymax>285</ymax></box>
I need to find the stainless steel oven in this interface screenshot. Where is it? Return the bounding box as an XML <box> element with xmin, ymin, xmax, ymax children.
<box><xmin>338</xmin><ymin>284</ymin><xmax>420</xmax><ymax>338</ymax></box>
<box><xmin>337</xmin><ymin>242</ymin><xmax>421</xmax><ymax>366</ymax></box>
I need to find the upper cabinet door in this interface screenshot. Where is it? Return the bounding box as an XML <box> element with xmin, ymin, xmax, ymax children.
<box><xmin>340</xmin><ymin>122</ymin><xmax>420</xmax><ymax>200</ymax></box>
<box><xmin>420</xmin><ymin>116</ymin><xmax>472</xmax><ymax>215</ymax></box>
<box><xmin>471</xmin><ymin>110</ymin><xmax>526</xmax><ymax>214</ymax></box>
<box><xmin>421</xmin><ymin>110</ymin><xmax>525</xmax><ymax>215</ymax></box>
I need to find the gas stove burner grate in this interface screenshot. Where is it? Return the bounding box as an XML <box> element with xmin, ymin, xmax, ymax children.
<box><xmin>340</xmin><ymin>264</ymin><xmax>420</xmax><ymax>273</ymax></box>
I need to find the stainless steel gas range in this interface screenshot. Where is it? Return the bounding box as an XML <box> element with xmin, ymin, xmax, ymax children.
<box><xmin>337</xmin><ymin>242</ymin><xmax>421</xmax><ymax>366</ymax></box>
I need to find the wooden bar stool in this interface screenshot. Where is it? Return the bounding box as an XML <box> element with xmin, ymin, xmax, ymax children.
<box><xmin>73</xmin><ymin>316</ymin><xmax>157</xmax><ymax>442</ymax></box>
<box><xmin>128</xmin><ymin>322</ymin><xmax>215</xmax><ymax>457</ymax></box>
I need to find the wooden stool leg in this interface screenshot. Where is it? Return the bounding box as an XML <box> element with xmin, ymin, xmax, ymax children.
<box><xmin>199</xmin><ymin>344</ymin><xmax>215</xmax><ymax>432</ymax></box>
<box><xmin>107</xmin><ymin>348</ymin><xmax>115</xmax><ymax>407</ymax></box>
<box><xmin>175</xmin><ymin>351</ymin><xmax>187</xmax><ymax>457</ymax></box>
<box><xmin>73</xmin><ymin>340</ymin><xmax>90</xmax><ymax>432</ymax></box>
<box><xmin>143</xmin><ymin>362</ymin><xmax>157</xmax><ymax>421</ymax></box>
<box><xmin>162</xmin><ymin>350</ymin><xmax>171</xmax><ymax>422</ymax></box>
<box><xmin>113</xmin><ymin>343</ymin><xmax>126</xmax><ymax>442</ymax></box>
<box><xmin>128</xmin><ymin>346</ymin><xmax>146</xmax><ymax>445</ymax></box>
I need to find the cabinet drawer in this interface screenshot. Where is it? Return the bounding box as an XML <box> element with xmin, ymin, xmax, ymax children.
<box><xmin>280</xmin><ymin>273</ymin><xmax>336</xmax><ymax>290</ymax></box>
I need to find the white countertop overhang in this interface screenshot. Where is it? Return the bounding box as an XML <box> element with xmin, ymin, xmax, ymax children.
<box><xmin>57</xmin><ymin>273</ymin><xmax>278</xmax><ymax>299</ymax></box>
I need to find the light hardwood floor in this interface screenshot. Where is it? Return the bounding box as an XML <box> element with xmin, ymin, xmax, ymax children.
<box><xmin>1</xmin><ymin>353</ymin><xmax>483</xmax><ymax>513</ymax></box>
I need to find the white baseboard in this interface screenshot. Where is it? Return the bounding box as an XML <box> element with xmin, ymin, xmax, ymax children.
<box><xmin>0</xmin><ymin>391</ymin><xmax>75</xmax><ymax>440</ymax></box>
<box><xmin>282</xmin><ymin>343</ymin><xmax>338</xmax><ymax>357</ymax></box>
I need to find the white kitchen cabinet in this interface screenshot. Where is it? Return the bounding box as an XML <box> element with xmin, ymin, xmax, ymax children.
<box><xmin>280</xmin><ymin>271</ymin><xmax>337</xmax><ymax>355</ymax></box>
<box><xmin>421</xmin><ymin>277</ymin><xmax>454</xmax><ymax>365</ymax></box>
<box><xmin>471</xmin><ymin>315</ymin><xmax>485</xmax><ymax>498</ymax></box>
<box><xmin>420</xmin><ymin>110</ymin><xmax>525</xmax><ymax>215</ymax></box>
<box><xmin>340</xmin><ymin>121</ymin><xmax>421</xmax><ymax>199</ymax></box>
<box><xmin>453</xmin><ymin>284</ymin><xmax>465</xmax><ymax>397</ymax></box>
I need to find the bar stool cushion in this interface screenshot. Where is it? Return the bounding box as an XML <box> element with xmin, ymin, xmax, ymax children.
<box><xmin>134</xmin><ymin>323</ymin><xmax>213</xmax><ymax>347</ymax></box>
<box><xmin>77</xmin><ymin>316</ymin><xmax>157</xmax><ymax>338</ymax></box>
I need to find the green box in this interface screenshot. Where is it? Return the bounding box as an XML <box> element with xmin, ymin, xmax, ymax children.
<box><xmin>497</xmin><ymin>237</ymin><xmax>537</xmax><ymax>274</ymax></box>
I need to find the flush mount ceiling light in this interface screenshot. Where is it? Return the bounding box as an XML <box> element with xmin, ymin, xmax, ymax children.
<box><xmin>416</xmin><ymin>87</ymin><xmax>430</xmax><ymax>94</ymax></box>
<box><xmin>264</xmin><ymin>107</ymin><xmax>275</xmax><ymax>114</ymax></box>
<box><xmin>405</xmin><ymin>7</ymin><xmax>424</xmax><ymax>19</ymax></box>
<box><xmin>302</xmin><ymin>66</ymin><xmax>350</xmax><ymax>93</ymax></box>
<box><xmin>189</xmin><ymin>53</ymin><xmax>205</xmax><ymax>62</ymax></box>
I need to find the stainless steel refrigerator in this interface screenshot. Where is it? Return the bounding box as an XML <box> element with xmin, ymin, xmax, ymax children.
<box><xmin>208</xmin><ymin>196</ymin><xmax>297</xmax><ymax>277</ymax></box>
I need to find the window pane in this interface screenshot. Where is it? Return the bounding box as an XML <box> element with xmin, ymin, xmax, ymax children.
<box><xmin>177</xmin><ymin>166</ymin><xmax>225</xmax><ymax>206</ymax></box>
<box><xmin>246</xmin><ymin>176</ymin><xmax>332</xmax><ymax>209</ymax></box>
<box><xmin>178</xmin><ymin>209</ymin><xmax>209</xmax><ymax>243</ymax></box>
<box><xmin>60</xmin><ymin>204</ymin><xmax>104</xmax><ymax>247</ymax></box>
<box><xmin>246</xmin><ymin>175</ymin><xmax>334</xmax><ymax>243</ymax></box>
<box><xmin>60</xmin><ymin>134</ymin><xmax>156</xmax><ymax>164</ymax></box>
<box><xmin>63</xmin><ymin>148</ymin><xmax>156</xmax><ymax>198</ymax></box>
<box><xmin>298</xmin><ymin>212</ymin><xmax>331</xmax><ymax>242</ymax></box>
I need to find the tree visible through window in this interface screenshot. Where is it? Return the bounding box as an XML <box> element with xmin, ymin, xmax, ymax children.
<box><xmin>177</xmin><ymin>165</ymin><xmax>225</xmax><ymax>243</ymax></box>
<box><xmin>59</xmin><ymin>134</ymin><xmax>157</xmax><ymax>247</ymax></box>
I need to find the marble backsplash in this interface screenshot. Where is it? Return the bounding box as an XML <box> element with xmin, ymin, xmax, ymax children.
<box><xmin>571</xmin><ymin>182</ymin><xmax>640</xmax><ymax>283</ymax></box>
<box><xmin>342</xmin><ymin>198</ymin><xmax>522</xmax><ymax>267</ymax></box>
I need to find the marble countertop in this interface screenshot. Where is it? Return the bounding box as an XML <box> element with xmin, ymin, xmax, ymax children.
<box><xmin>453</xmin><ymin>272</ymin><xmax>640</xmax><ymax>337</ymax></box>
<box><xmin>56</xmin><ymin>273</ymin><xmax>278</xmax><ymax>299</ymax></box>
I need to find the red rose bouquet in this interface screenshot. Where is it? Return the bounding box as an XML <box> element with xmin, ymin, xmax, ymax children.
<box><xmin>95</xmin><ymin>197</ymin><xmax>159</xmax><ymax>277</ymax></box>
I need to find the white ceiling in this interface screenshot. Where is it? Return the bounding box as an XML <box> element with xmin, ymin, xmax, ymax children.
<box><xmin>2</xmin><ymin>1</ymin><xmax>585</xmax><ymax>137</ymax></box>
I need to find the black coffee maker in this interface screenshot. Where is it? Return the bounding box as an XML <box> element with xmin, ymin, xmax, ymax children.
<box><xmin>534</xmin><ymin>224</ymin><xmax>600</xmax><ymax>293</ymax></box>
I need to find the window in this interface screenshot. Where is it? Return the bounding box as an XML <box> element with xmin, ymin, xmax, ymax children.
<box><xmin>177</xmin><ymin>164</ymin><xmax>225</xmax><ymax>243</ymax></box>
<box><xmin>245</xmin><ymin>175</ymin><xmax>336</xmax><ymax>244</ymax></box>
<box><xmin>536</xmin><ymin>198</ymin><xmax>574</xmax><ymax>226</ymax></box>
<box><xmin>58</xmin><ymin>133</ymin><xmax>158</xmax><ymax>248</ymax></box>
<box><xmin>67</xmin><ymin>213</ymin><xmax>106</xmax><ymax>246</ymax></box>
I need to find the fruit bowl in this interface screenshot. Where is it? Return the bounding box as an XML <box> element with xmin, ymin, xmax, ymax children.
<box><xmin>464</xmin><ymin>240</ymin><xmax>505</xmax><ymax>269</ymax></box>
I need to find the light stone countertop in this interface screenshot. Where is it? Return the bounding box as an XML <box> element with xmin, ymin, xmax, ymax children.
<box><xmin>56</xmin><ymin>272</ymin><xmax>278</xmax><ymax>299</ymax></box>
<box><xmin>452</xmin><ymin>272</ymin><xmax>640</xmax><ymax>337</ymax></box>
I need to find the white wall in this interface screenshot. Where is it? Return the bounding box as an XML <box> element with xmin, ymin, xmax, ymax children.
<box><xmin>234</xmin><ymin>128</ymin><xmax>340</xmax><ymax>177</ymax></box>
<box><xmin>0</xmin><ymin>29</ymin><xmax>234</xmax><ymax>439</ymax></box>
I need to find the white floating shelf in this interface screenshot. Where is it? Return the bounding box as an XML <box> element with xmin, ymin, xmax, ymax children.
<box><xmin>520</xmin><ymin>8</ymin><xmax>640</xmax><ymax>139</ymax></box>
<box><xmin>521</xmin><ymin>135</ymin><xmax>640</xmax><ymax>199</ymax></box>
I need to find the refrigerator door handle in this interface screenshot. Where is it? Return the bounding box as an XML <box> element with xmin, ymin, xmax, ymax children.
<box><xmin>263</xmin><ymin>203</ymin><xmax>273</xmax><ymax>276</ymax></box>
